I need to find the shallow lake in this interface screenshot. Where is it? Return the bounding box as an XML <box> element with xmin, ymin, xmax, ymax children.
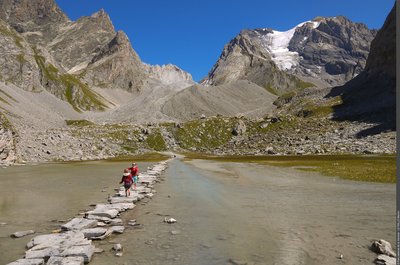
<box><xmin>0</xmin><ymin>158</ymin><xmax>395</xmax><ymax>265</ymax></box>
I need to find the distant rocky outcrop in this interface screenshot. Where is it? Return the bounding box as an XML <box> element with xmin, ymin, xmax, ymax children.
<box><xmin>327</xmin><ymin>3</ymin><xmax>396</xmax><ymax>133</ymax></box>
<box><xmin>202</xmin><ymin>16</ymin><xmax>376</xmax><ymax>93</ymax></box>
<box><xmin>144</xmin><ymin>64</ymin><xmax>195</xmax><ymax>90</ymax></box>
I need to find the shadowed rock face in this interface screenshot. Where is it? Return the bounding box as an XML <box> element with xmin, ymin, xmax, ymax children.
<box><xmin>202</xmin><ymin>16</ymin><xmax>376</xmax><ymax>92</ymax></box>
<box><xmin>326</xmin><ymin>3</ymin><xmax>396</xmax><ymax>135</ymax></box>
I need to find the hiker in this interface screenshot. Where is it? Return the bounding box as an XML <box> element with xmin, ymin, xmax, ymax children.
<box><xmin>119</xmin><ymin>168</ymin><xmax>133</xmax><ymax>197</ymax></box>
<box><xmin>129</xmin><ymin>162</ymin><xmax>139</xmax><ymax>190</ymax></box>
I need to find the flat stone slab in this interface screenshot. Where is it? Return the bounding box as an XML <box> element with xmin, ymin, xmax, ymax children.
<box><xmin>376</xmin><ymin>254</ymin><xmax>396</xmax><ymax>265</ymax></box>
<box><xmin>86</xmin><ymin>205</ymin><xmax>119</xmax><ymax>219</ymax></box>
<box><xmin>111</xmin><ymin>226</ymin><xmax>125</xmax><ymax>234</ymax></box>
<box><xmin>47</xmin><ymin>256</ymin><xmax>84</xmax><ymax>265</ymax></box>
<box><xmin>85</xmin><ymin>215</ymin><xmax>112</xmax><ymax>223</ymax></box>
<box><xmin>109</xmin><ymin>196</ymin><xmax>137</xmax><ymax>204</ymax></box>
<box><xmin>27</xmin><ymin>231</ymin><xmax>89</xmax><ymax>250</ymax></box>
<box><xmin>6</xmin><ymin>258</ymin><xmax>44</xmax><ymax>265</ymax></box>
<box><xmin>11</xmin><ymin>230</ymin><xmax>35</xmax><ymax>238</ymax></box>
<box><xmin>61</xmin><ymin>218</ymin><xmax>98</xmax><ymax>231</ymax></box>
<box><xmin>94</xmin><ymin>203</ymin><xmax>134</xmax><ymax>212</ymax></box>
<box><xmin>27</xmin><ymin>233</ymin><xmax>72</xmax><ymax>249</ymax></box>
<box><xmin>86</xmin><ymin>206</ymin><xmax>119</xmax><ymax>219</ymax></box>
<box><xmin>109</xmin><ymin>218</ymin><xmax>123</xmax><ymax>226</ymax></box>
<box><xmin>61</xmin><ymin>244</ymin><xmax>95</xmax><ymax>263</ymax></box>
<box><xmin>81</xmin><ymin>228</ymin><xmax>107</xmax><ymax>239</ymax></box>
<box><xmin>25</xmin><ymin>246</ymin><xmax>60</xmax><ymax>259</ymax></box>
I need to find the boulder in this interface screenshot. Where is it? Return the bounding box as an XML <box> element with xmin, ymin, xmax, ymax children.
<box><xmin>371</xmin><ymin>240</ymin><xmax>396</xmax><ymax>257</ymax></box>
<box><xmin>112</xmin><ymin>244</ymin><xmax>122</xmax><ymax>251</ymax></box>
<box><xmin>232</xmin><ymin>120</ymin><xmax>246</xmax><ymax>136</ymax></box>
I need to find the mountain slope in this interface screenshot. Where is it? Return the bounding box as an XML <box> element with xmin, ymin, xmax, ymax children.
<box><xmin>162</xmin><ymin>80</ymin><xmax>277</xmax><ymax>121</ymax></box>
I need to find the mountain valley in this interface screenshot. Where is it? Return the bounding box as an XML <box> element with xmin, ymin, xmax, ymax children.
<box><xmin>0</xmin><ymin>0</ymin><xmax>396</xmax><ymax>165</ymax></box>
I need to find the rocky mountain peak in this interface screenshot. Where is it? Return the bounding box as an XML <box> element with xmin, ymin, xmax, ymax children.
<box><xmin>203</xmin><ymin>15</ymin><xmax>376</xmax><ymax>90</ymax></box>
<box><xmin>0</xmin><ymin>0</ymin><xmax>69</xmax><ymax>28</ymax></box>
<box><xmin>87</xmin><ymin>8</ymin><xmax>114</xmax><ymax>33</ymax></box>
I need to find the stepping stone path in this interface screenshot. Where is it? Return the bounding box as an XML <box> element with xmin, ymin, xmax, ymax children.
<box><xmin>7</xmin><ymin>160</ymin><xmax>170</xmax><ymax>265</ymax></box>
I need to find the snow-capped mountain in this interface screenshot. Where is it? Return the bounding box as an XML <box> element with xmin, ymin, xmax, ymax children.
<box><xmin>202</xmin><ymin>16</ymin><xmax>376</xmax><ymax>93</ymax></box>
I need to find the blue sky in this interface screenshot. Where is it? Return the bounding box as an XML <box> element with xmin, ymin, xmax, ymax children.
<box><xmin>55</xmin><ymin>0</ymin><xmax>394</xmax><ymax>82</ymax></box>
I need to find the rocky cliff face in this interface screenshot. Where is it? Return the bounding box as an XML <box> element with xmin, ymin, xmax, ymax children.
<box><xmin>0</xmin><ymin>0</ymin><xmax>69</xmax><ymax>44</ymax></box>
<box><xmin>84</xmin><ymin>31</ymin><xmax>147</xmax><ymax>92</ymax></box>
<box><xmin>326</xmin><ymin>3</ymin><xmax>396</xmax><ymax>130</ymax></box>
<box><xmin>288</xmin><ymin>16</ymin><xmax>376</xmax><ymax>86</ymax></box>
<box><xmin>0</xmin><ymin>18</ymin><xmax>41</xmax><ymax>91</ymax></box>
<box><xmin>47</xmin><ymin>9</ymin><xmax>116</xmax><ymax>72</ymax></box>
<box><xmin>202</xmin><ymin>17</ymin><xmax>376</xmax><ymax>92</ymax></box>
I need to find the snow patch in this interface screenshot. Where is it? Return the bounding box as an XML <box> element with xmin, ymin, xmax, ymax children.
<box><xmin>260</xmin><ymin>21</ymin><xmax>319</xmax><ymax>70</ymax></box>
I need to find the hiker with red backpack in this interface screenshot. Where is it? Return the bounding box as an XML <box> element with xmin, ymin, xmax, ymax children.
<box><xmin>119</xmin><ymin>168</ymin><xmax>133</xmax><ymax>197</ymax></box>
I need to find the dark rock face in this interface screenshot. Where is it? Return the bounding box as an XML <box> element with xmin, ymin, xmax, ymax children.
<box><xmin>289</xmin><ymin>16</ymin><xmax>376</xmax><ymax>86</ymax></box>
<box><xmin>326</xmin><ymin>3</ymin><xmax>396</xmax><ymax>134</ymax></box>
<box><xmin>203</xmin><ymin>16</ymin><xmax>376</xmax><ymax>92</ymax></box>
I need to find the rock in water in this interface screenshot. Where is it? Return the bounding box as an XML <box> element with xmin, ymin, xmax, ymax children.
<box><xmin>61</xmin><ymin>218</ymin><xmax>98</xmax><ymax>231</ymax></box>
<box><xmin>164</xmin><ymin>217</ymin><xmax>177</xmax><ymax>224</ymax></box>
<box><xmin>46</xmin><ymin>256</ymin><xmax>84</xmax><ymax>265</ymax></box>
<box><xmin>371</xmin><ymin>239</ymin><xmax>396</xmax><ymax>257</ymax></box>
<box><xmin>375</xmin><ymin>255</ymin><xmax>396</xmax><ymax>265</ymax></box>
<box><xmin>112</xmin><ymin>243</ymin><xmax>123</xmax><ymax>252</ymax></box>
<box><xmin>6</xmin><ymin>258</ymin><xmax>45</xmax><ymax>265</ymax></box>
<box><xmin>81</xmin><ymin>228</ymin><xmax>107</xmax><ymax>239</ymax></box>
<box><xmin>11</xmin><ymin>230</ymin><xmax>35</xmax><ymax>238</ymax></box>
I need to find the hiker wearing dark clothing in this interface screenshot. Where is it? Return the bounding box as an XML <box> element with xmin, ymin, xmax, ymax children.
<box><xmin>119</xmin><ymin>168</ymin><xmax>133</xmax><ymax>197</ymax></box>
